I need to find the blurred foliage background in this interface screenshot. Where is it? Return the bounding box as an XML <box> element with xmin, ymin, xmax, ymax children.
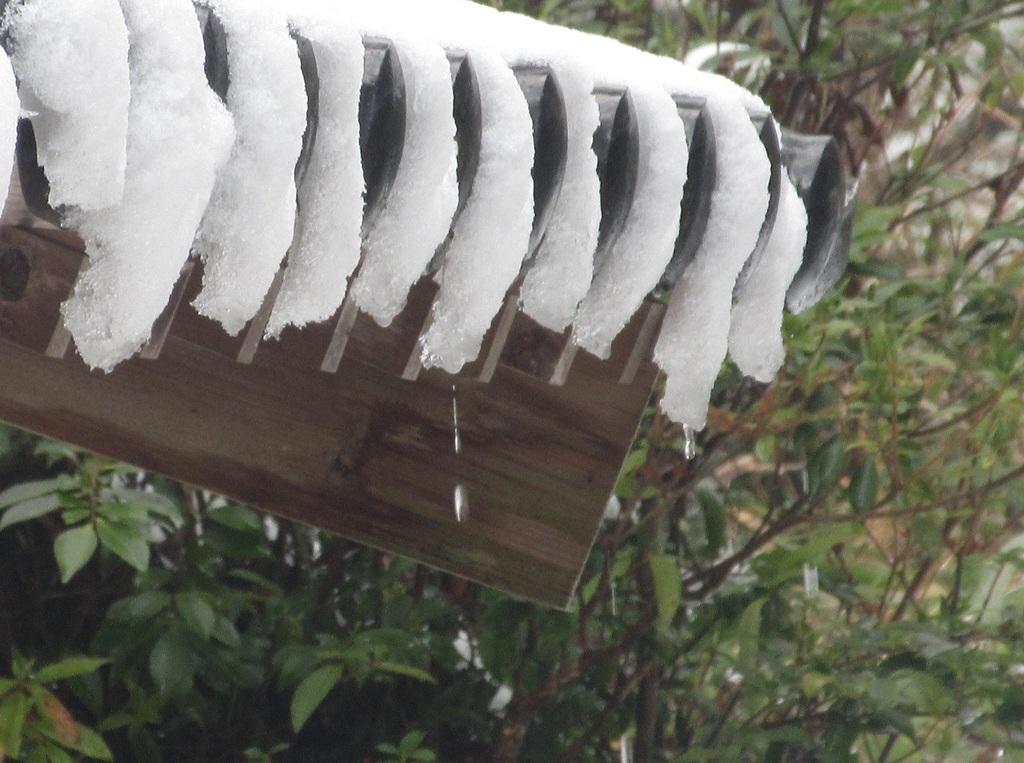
<box><xmin>1</xmin><ymin>0</ymin><xmax>1023</xmax><ymax>761</ymax></box>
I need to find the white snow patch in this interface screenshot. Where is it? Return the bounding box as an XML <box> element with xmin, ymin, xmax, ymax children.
<box><xmin>0</xmin><ymin>52</ymin><xmax>18</xmax><ymax>215</ymax></box>
<box><xmin>3</xmin><ymin>0</ymin><xmax>129</xmax><ymax>210</ymax></box>
<box><xmin>265</xmin><ymin>11</ymin><xmax>364</xmax><ymax>336</ymax></box>
<box><xmin>572</xmin><ymin>81</ymin><xmax>688</xmax><ymax>358</ymax></box>
<box><xmin>59</xmin><ymin>0</ymin><xmax>234</xmax><ymax>371</ymax></box>
<box><xmin>653</xmin><ymin>96</ymin><xmax>771</xmax><ymax>430</ymax></box>
<box><xmin>347</xmin><ymin>36</ymin><xmax>459</xmax><ymax>327</ymax></box>
<box><xmin>518</xmin><ymin>63</ymin><xmax>601</xmax><ymax>331</ymax></box>
<box><xmin>344</xmin><ymin>0</ymin><xmax>602</xmax><ymax>334</ymax></box>
<box><xmin>192</xmin><ymin>0</ymin><xmax>307</xmax><ymax>335</ymax></box>
<box><xmin>420</xmin><ymin>49</ymin><xmax>534</xmax><ymax>373</ymax></box>
<box><xmin>729</xmin><ymin>176</ymin><xmax>807</xmax><ymax>382</ymax></box>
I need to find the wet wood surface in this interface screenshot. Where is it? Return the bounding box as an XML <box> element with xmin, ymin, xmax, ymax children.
<box><xmin>0</xmin><ymin>187</ymin><xmax>657</xmax><ymax>609</ymax></box>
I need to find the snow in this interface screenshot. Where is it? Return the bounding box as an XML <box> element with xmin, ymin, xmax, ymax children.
<box><xmin>572</xmin><ymin>81</ymin><xmax>688</xmax><ymax>358</ymax></box>
<box><xmin>3</xmin><ymin>0</ymin><xmax>129</xmax><ymax>210</ymax></box>
<box><xmin>191</xmin><ymin>0</ymin><xmax>307</xmax><ymax>336</ymax></box>
<box><xmin>344</xmin><ymin>0</ymin><xmax>602</xmax><ymax>333</ymax></box>
<box><xmin>420</xmin><ymin>49</ymin><xmax>534</xmax><ymax>373</ymax></box>
<box><xmin>265</xmin><ymin>11</ymin><xmax>364</xmax><ymax>337</ymax></box>
<box><xmin>729</xmin><ymin>176</ymin><xmax>807</xmax><ymax>382</ymax></box>
<box><xmin>59</xmin><ymin>0</ymin><xmax>234</xmax><ymax>371</ymax></box>
<box><xmin>653</xmin><ymin>95</ymin><xmax>771</xmax><ymax>430</ymax></box>
<box><xmin>517</xmin><ymin>64</ymin><xmax>601</xmax><ymax>331</ymax></box>
<box><xmin>0</xmin><ymin>52</ymin><xmax>18</xmax><ymax>213</ymax></box>
<box><xmin>0</xmin><ymin>0</ymin><xmax>810</xmax><ymax>416</ymax></box>
<box><xmin>347</xmin><ymin>34</ymin><xmax>459</xmax><ymax>327</ymax></box>
<box><xmin>446</xmin><ymin>8</ymin><xmax>603</xmax><ymax>333</ymax></box>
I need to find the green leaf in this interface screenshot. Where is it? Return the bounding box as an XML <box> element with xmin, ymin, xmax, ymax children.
<box><xmin>67</xmin><ymin>726</ymin><xmax>114</xmax><ymax>761</ymax></box>
<box><xmin>649</xmin><ymin>554</ymin><xmax>682</xmax><ymax>630</ymax></box>
<box><xmin>400</xmin><ymin>731</ymin><xmax>426</xmax><ymax>755</ymax></box>
<box><xmin>46</xmin><ymin>747</ymin><xmax>75</xmax><ymax>763</ymax></box>
<box><xmin>291</xmin><ymin>664</ymin><xmax>344</xmax><ymax>733</ymax></box>
<box><xmin>107</xmin><ymin>591</ymin><xmax>171</xmax><ymax>621</ymax></box>
<box><xmin>54</xmin><ymin>525</ymin><xmax>98</xmax><ymax>583</ymax></box>
<box><xmin>107</xmin><ymin>488</ymin><xmax>182</xmax><ymax>525</ymax></box>
<box><xmin>149</xmin><ymin>632</ymin><xmax>192</xmax><ymax>696</ymax></box>
<box><xmin>175</xmin><ymin>594</ymin><xmax>216</xmax><ymax>641</ymax></box>
<box><xmin>0</xmin><ymin>493</ymin><xmax>62</xmax><ymax>532</ymax></box>
<box><xmin>211</xmin><ymin>616</ymin><xmax>241</xmax><ymax>649</ymax></box>
<box><xmin>372</xmin><ymin>661</ymin><xmax>436</xmax><ymax>684</ymax></box>
<box><xmin>207</xmin><ymin>505</ymin><xmax>263</xmax><ymax>533</ymax></box>
<box><xmin>891</xmin><ymin>45</ymin><xmax>921</xmax><ymax>85</ymax></box>
<box><xmin>911</xmin><ymin>515</ymin><xmax>944</xmax><ymax>557</ymax></box>
<box><xmin>0</xmin><ymin>693</ymin><xmax>28</xmax><ymax>758</ymax></box>
<box><xmin>979</xmin><ymin>224</ymin><xmax>1024</xmax><ymax>243</ymax></box>
<box><xmin>736</xmin><ymin>598</ymin><xmax>765</xmax><ymax>675</ymax></box>
<box><xmin>98</xmin><ymin>502</ymin><xmax>149</xmax><ymax>524</ymax></box>
<box><xmin>35</xmin><ymin>657</ymin><xmax>108</xmax><ymax>683</ymax></box>
<box><xmin>822</xmin><ymin>724</ymin><xmax>857</xmax><ymax>763</ymax></box>
<box><xmin>97</xmin><ymin>520</ymin><xmax>150</xmax><ymax>572</ymax></box>
<box><xmin>806</xmin><ymin>440</ymin><xmax>849</xmax><ymax>498</ymax></box>
<box><xmin>847</xmin><ymin>459</ymin><xmax>879</xmax><ymax>513</ymax></box>
<box><xmin>0</xmin><ymin>477</ymin><xmax>69</xmax><ymax>510</ymax></box>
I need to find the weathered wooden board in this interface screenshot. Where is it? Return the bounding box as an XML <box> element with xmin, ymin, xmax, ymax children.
<box><xmin>0</xmin><ymin>192</ymin><xmax>657</xmax><ymax>608</ymax></box>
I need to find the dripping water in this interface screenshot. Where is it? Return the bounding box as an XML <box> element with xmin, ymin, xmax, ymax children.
<box><xmin>619</xmin><ymin>735</ymin><xmax>634</xmax><ymax>763</ymax></box>
<box><xmin>452</xmin><ymin>383</ymin><xmax>462</xmax><ymax>455</ymax></box>
<box><xmin>452</xmin><ymin>383</ymin><xmax>467</xmax><ymax>522</ymax></box>
<box><xmin>683</xmin><ymin>424</ymin><xmax>696</xmax><ymax>460</ymax></box>
<box><xmin>454</xmin><ymin>483</ymin><xmax>469</xmax><ymax>523</ymax></box>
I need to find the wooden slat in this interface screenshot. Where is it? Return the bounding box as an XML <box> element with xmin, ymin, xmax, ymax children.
<box><xmin>0</xmin><ymin>221</ymin><xmax>656</xmax><ymax>608</ymax></box>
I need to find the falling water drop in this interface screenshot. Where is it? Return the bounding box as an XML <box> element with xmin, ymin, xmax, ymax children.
<box><xmin>683</xmin><ymin>424</ymin><xmax>696</xmax><ymax>460</ymax></box>
<box><xmin>619</xmin><ymin>734</ymin><xmax>634</xmax><ymax>763</ymax></box>
<box><xmin>452</xmin><ymin>383</ymin><xmax>462</xmax><ymax>455</ymax></box>
<box><xmin>610</xmin><ymin>579</ymin><xmax>618</xmax><ymax>616</ymax></box>
<box><xmin>454</xmin><ymin>483</ymin><xmax>469</xmax><ymax>523</ymax></box>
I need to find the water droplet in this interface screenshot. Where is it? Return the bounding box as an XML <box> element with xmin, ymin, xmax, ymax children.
<box><xmin>619</xmin><ymin>734</ymin><xmax>634</xmax><ymax>763</ymax></box>
<box><xmin>803</xmin><ymin>563</ymin><xmax>819</xmax><ymax>598</ymax></box>
<box><xmin>454</xmin><ymin>483</ymin><xmax>469</xmax><ymax>523</ymax></box>
<box><xmin>452</xmin><ymin>383</ymin><xmax>462</xmax><ymax>455</ymax></box>
<box><xmin>610</xmin><ymin>579</ymin><xmax>618</xmax><ymax>616</ymax></box>
<box><xmin>683</xmin><ymin>425</ymin><xmax>696</xmax><ymax>460</ymax></box>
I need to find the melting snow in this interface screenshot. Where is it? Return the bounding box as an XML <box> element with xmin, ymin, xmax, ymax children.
<box><xmin>347</xmin><ymin>29</ymin><xmax>458</xmax><ymax>327</ymax></box>
<box><xmin>265</xmin><ymin>9</ymin><xmax>364</xmax><ymax>337</ymax></box>
<box><xmin>653</xmin><ymin>96</ymin><xmax>771</xmax><ymax>430</ymax></box>
<box><xmin>1</xmin><ymin>0</ymin><xmax>818</xmax><ymax>430</ymax></box>
<box><xmin>572</xmin><ymin>80</ymin><xmax>688</xmax><ymax>358</ymax></box>
<box><xmin>421</xmin><ymin>48</ymin><xmax>534</xmax><ymax>373</ymax></box>
<box><xmin>191</xmin><ymin>0</ymin><xmax>307</xmax><ymax>336</ymax></box>
<box><xmin>729</xmin><ymin>175</ymin><xmax>808</xmax><ymax>382</ymax></box>
<box><xmin>3</xmin><ymin>0</ymin><xmax>129</xmax><ymax>211</ymax></box>
<box><xmin>0</xmin><ymin>51</ymin><xmax>17</xmax><ymax>213</ymax></box>
<box><xmin>59</xmin><ymin>0</ymin><xmax>234</xmax><ymax>371</ymax></box>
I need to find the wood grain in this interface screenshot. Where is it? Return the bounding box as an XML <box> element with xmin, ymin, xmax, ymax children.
<box><xmin>0</xmin><ymin>189</ymin><xmax>657</xmax><ymax>610</ymax></box>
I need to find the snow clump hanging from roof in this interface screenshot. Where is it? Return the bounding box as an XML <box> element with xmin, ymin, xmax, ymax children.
<box><xmin>58</xmin><ymin>0</ymin><xmax>234</xmax><ymax>371</ymax></box>
<box><xmin>2</xmin><ymin>0</ymin><xmax>130</xmax><ymax>211</ymax></box>
<box><xmin>265</xmin><ymin>8</ymin><xmax>365</xmax><ymax>337</ymax></box>
<box><xmin>0</xmin><ymin>0</ymin><xmax>821</xmax><ymax>434</ymax></box>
